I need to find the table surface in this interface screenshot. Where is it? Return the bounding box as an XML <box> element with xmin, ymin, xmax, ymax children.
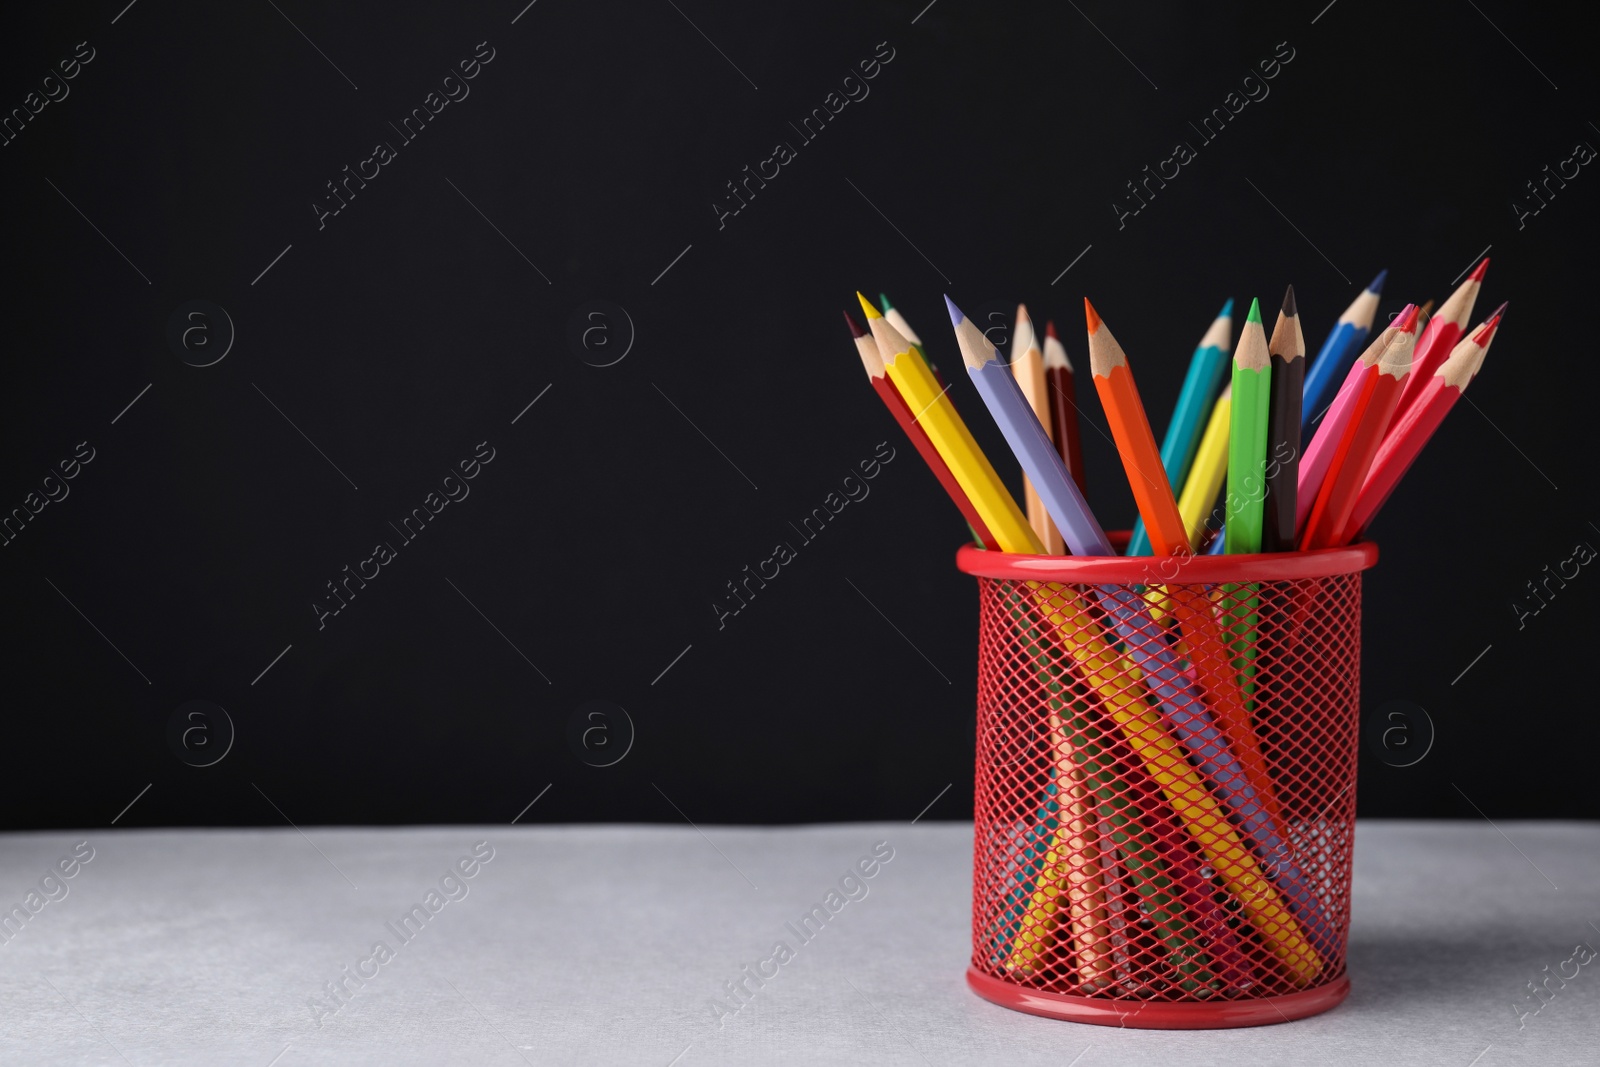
<box><xmin>1</xmin><ymin>820</ymin><xmax>1595</xmax><ymax>1066</ymax></box>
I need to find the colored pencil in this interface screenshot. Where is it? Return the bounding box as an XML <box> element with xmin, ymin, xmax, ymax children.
<box><xmin>951</xmin><ymin>296</ymin><xmax>1333</xmax><ymax>961</ymax></box>
<box><xmin>1345</xmin><ymin>305</ymin><xmax>1502</xmax><ymax>540</ymax></box>
<box><xmin>878</xmin><ymin>291</ymin><xmax>943</xmax><ymax>378</ymax></box>
<box><xmin>1043</xmin><ymin>321</ymin><xmax>1088</xmax><ymax>496</ymax></box>
<box><xmin>952</xmin><ymin>297</ymin><xmax>1110</xmax><ymax>555</ymax></box>
<box><xmin>1301</xmin><ymin>270</ymin><xmax>1386</xmax><ymax>424</ymax></box>
<box><xmin>1261</xmin><ymin>287</ymin><xmax>1305</xmax><ymax>553</ymax></box>
<box><xmin>1067</xmin><ymin>300</ymin><xmax>1285</xmax><ymax>831</ymax></box>
<box><xmin>1083</xmin><ymin>299</ymin><xmax>1188</xmax><ymax>557</ymax></box>
<box><xmin>1225</xmin><ymin>299</ymin><xmax>1272</xmax><ymax>554</ymax></box>
<box><xmin>1392</xmin><ymin>259</ymin><xmax>1488</xmax><ymax>424</ymax></box>
<box><xmin>1294</xmin><ymin>306</ymin><xmax>1418</xmax><ymax>532</ymax></box>
<box><xmin>859</xmin><ymin>294</ymin><xmax>1039</xmax><ymax>554</ymax></box>
<box><xmin>1128</xmin><ymin>299</ymin><xmax>1233</xmax><ymax>557</ymax></box>
<box><xmin>1177</xmin><ymin>383</ymin><xmax>1232</xmax><ymax>551</ymax></box>
<box><xmin>1011</xmin><ymin>305</ymin><xmax>1066</xmax><ymax>554</ymax></box>
<box><xmin>846</xmin><ymin>311</ymin><xmax>998</xmax><ymax>550</ymax></box>
<box><xmin>1299</xmin><ymin>309</ymin><xmax>1418</xmax><ymax>549</ymax></box>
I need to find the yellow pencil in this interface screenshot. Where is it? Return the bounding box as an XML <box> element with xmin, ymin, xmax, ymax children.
<box><xmin>858</xmin><ymin>294</ymin><xmax>1039</xmax><ymax>554</ymax></box>
<box><xmin>1177</xmin><ymin>384</ymin><xmax>1233</xmax><ymax>551</ymax></box>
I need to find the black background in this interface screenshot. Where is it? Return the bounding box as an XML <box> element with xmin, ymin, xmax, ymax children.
<box><xmin>2</xmin><ymin>0</ymin><xmax>1593</xmax><ymax>829</ymax></box>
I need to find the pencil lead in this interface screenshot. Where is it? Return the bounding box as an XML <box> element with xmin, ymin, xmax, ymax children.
<box><xmin>855</xmin><ymin>292</ymin><xmax>881</xmax><ymax>321</ymax></box>
<box><xmin>1281</xmin><ymin>285</ymin><xmax>1297</xmax><ymax>319</ymax></box>
<box><xmin>878</xmin><ymin>292</ymin><xmax>894</xmax><ymax>314</ymax></box>
<box><xmin>1368</xmin><ymin>269</ymin><xmax>1388</xmax><ymax>295</ymax></box>
<box><xmin>1468</xmin><ymin>257</ymin><xmax>1490</xmax><ymax>283</ymax></box>
<box><xmin>942</xmin><ymin>294</ymin><xmax>965</xmax><ymax>326</ymax></box>
<box><xmin>843</xmin><ymin>310</ymin><xmax>867</xmax><ymax>339</ymax></box>
<box><xmin>1394</xmin><ymin>303</ymin><xmax>1420</xmax><ymax>332</ymax></box>
<box><xmin>1219</xmin><ymin>297</ymin><xmax>1235</xmax><ymax>319</ymax></box>
<box><xmin>1489</xmin><ymin>299</ymin><xmax>1508</xmax><ymax>319</ymax></box>
<box><xmin>1245</xmin><ymin>297</ymin><xmax>1262</xmax><ymax>325</ymax></box>
<box><xmin>1083</xmin><ymin>297</ymin><xmax>1101</xmax><ymax>334</ymax></box>
<box><xmin>1045</xmin><ymin>319</ymin><xmax>1059</xmax><ymax>340</ymax></box>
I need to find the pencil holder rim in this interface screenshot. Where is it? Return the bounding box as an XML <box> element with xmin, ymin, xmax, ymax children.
<box><xmin>954</xmin><ymin>539</ymin><xmax>1378</xmax><ymax>584</ymax></box>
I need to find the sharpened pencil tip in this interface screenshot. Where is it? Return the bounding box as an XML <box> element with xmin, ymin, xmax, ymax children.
<box><xmin>1045</xmin><ymin>319</ymin><xmax>1059</xmax><ymax>340</ymax></box>
<box><xmin>1083</xmin><ymin>297</ymin><xmax>1101</xmax><ymax>333</ymax></box>
<box><xmin>843</xmin><ymin>310</ymin><xmax>867</xmax><ymax>339</ymax></box>
<box><xmin>1245</xmin><ymin>297</ymin><xmax>1262</xmax><ymax>325</ymax></box>
<box><xmin>856</xmin><ymin>292</ymin><xmax>881</xmax><ymax>320</ymax></box>
<box><xmin>878</xmin><ymin>292</ymin><xmax>894</xmax><ymax>314</ymax></box>
<box><xmin>942</xmin><ymin>294</ymin><xmax>965</xmax><ymax>326</ymax></box>
<box><xmin>1394</xmin><ymin>303</ymin><xmax>1420</xmax><ymax>331</ymax></box>
<box><xmin>1219</xmin><ymin>298</ymin><xmax>1235</xmax><ymax>319</ymax></box>
<box><xmin>1490</xmin><ymin>299</ymin><xmax>1508</xmax><ymax>319</ymax></box>
<box><xmin>1281</xmin><ymin>285</ymin><xmax>1297</xmax><ymax>319</ymax></box>
<box><xmin>1469</xmin><ymin>257</ymin><xmax>1490</xmax><ymax>283</ymax></box>
<box><xmin>1368</xmin><ymin>269</ymin><xmax>1388</xmax><ymax>294</ymax></box>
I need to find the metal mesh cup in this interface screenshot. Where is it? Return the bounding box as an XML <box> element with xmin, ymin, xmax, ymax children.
<box><xmin>957</xmin><ymin>539</ymin><xmax>1378</xmax><ymax>1029</ymax></box>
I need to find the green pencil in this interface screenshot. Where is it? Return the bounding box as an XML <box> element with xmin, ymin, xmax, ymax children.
<box><xmin>1224</xmin><ymin>298</ymin><xmax>1272</xmax><ymax>553</ymax></box>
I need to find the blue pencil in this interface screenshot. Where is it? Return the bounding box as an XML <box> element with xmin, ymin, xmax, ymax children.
<box><xmin>1301</xmin><ymin>270</ymin><xmax>1386</xmax><ymax>426</ymax></box>
<box><xmin>1127</xmin><ymin>299</ymin><xmax>1233</xmax><ymax>557</ymax></box>
<box><xmin>947</xmin><ymin>297</ymin><xmax>1337</xmax><ymax>956</ymax></box>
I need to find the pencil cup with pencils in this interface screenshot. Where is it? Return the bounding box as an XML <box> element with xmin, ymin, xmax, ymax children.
<box><xmin>960</xmin><ymin>539</ymin><xmax>1377</xmax><ymax>1029</ymax></box>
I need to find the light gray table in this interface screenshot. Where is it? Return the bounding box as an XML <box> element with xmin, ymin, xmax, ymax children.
<box><xmin>1</xmin><ymin>821</ymin><xmax>1594</xmax><ymax>1065</ymax></box>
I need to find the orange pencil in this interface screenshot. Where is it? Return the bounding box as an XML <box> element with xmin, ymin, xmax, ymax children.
<box><xmin>1083</xmin><ymin>299</ymin><xmax>1187</xmax><ymax>553</ymax></box>
<box><xmin>1299</xmin><ymin>305</ymin><xmax>1419</xmax><ymax>549</ymax></box>
<box><xmin>1083</xmin><ymin>299</ymin><xmax>1286</xmax><ymax>826</ymax></box>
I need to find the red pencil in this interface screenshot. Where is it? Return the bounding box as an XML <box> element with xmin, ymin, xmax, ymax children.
<box><xmin>845</xmin><ymin>311</ymin><xmax>998</xmax><ymax>549</ymax></box>
<box><xmin>1043</xmin><ymin>321</ymin><xmax>1088</xmax><ymax>496</ymax></box>
<box><xmin>1343</xmin><ymin>305</ymin><xmax>1504</xmax><ymax>541</ymax></box>
<box><xmin>1392</xmin><ymin>258</ymin><xmax>1487</xmax><ymax>424</ymax></box>
<box><xmin>1299</xmin><ymin>306</ymin><xmax>1419</xmax><ymax>549</ymax></box>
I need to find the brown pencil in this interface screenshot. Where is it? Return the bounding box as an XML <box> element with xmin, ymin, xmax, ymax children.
<box><xmin>1043</xmin><ymin>320</ymin><xmax>1088</xmax><ymax>496</ymax></box>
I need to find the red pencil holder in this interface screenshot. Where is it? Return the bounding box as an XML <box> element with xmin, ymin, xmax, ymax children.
<box><xmin>957</xmin><ymin>540</ymin><xmax>1379</xmax><ymax>1029</ymax></box>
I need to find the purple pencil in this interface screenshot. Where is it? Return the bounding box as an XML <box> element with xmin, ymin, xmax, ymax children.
<box><xmin>946</xmin><ymin>296</ymin><xmax>1113</xmax><ymax>557</ymax></box>
<box><xmin>1294</xmin><ymin>306</ymin><xmax>1415</xmax><ymax>530</ymax></box>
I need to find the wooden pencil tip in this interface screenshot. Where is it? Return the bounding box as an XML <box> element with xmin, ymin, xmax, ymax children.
<box><xmin>1045</xmin><ymin>319</ymin><xmax>1059</xmax><ymax>340</ymax></box>
<box><xmin>1468</xmin><ymin>257</ymin><xmax>1490</xmax><ymax>283</ymax></box>
<box><xmin>1245</xmin><ymin>297</ymin><xmax>1262</xmax><ymax>325</ymax></box>
<box><xmin>843</xmin><ymin>310</ymin><xmax>867</xmax><ymax>339</ymax></box>
<box><xmin>878</xmin><ymin>292</ymin><xmax>894</xmax><ymax>314</ymax></box>
<box><xmin>855</xmin><ymin>292</ymin><xmax>881</xmax><ymax>320</ymax></box>
<box><xmin>1083</xmin><ymin>297</ymin><xmax>1101</xmax><ymax>334</ymax></box>
<box><xmin>1368</xmin><ymin>269</ymin><xmax>1388</xmax><ymax>295</ymax></box>
<box><xmin>1490</xmin><ymin>299</ymin><xmax>1508</xmax><ymax>320</ymax></box>
<box><xmin>943</xmin><ymin>294</ymin><xmax>967</xmax><ymax>327</ymax></box>
<box><xmin>1395</xmin><ymin>303</ymin><xmax>1420</xmax><ymax>332</ymax></box>
<box><xmin>1219</xmin><ymin>297</ymin><xmax>1235</xmax><ymax>319</ymax></box>
<box><xmin>1281</xmin><ymin>285</ymin><xmax>1297</xmax><ymax>319</ymax></box>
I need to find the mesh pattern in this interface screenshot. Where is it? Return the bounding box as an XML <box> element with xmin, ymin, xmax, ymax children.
<box><xmin>971</xmin><ymin>573</ymin><xmax>1360</xmax><ymax>1002</ymax></box>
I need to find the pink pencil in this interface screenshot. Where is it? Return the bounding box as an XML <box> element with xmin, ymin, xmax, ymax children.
<box><xmin>1294</xmin><ymin>305</ymin><xmax>1418</xmax><ymax>530</ymax></box>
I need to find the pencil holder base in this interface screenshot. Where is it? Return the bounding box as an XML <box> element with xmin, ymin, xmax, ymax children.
<box><xmin>966</xmin><ymin>968</ymin><xmax>1350</xmax><ymax>1029</ymax></box>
